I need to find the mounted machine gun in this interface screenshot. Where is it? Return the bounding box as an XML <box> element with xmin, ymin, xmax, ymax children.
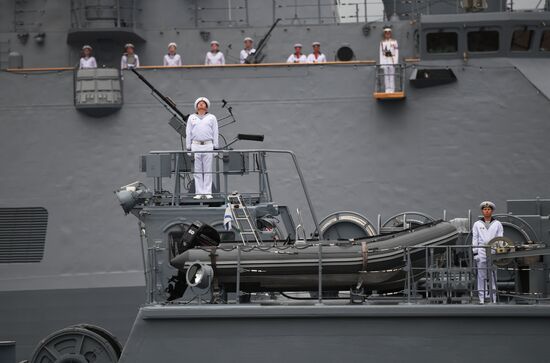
<box><xmin>244</xmin><ymin>18</ymin><xmax>281</xmax><ymax>64</ymax></box>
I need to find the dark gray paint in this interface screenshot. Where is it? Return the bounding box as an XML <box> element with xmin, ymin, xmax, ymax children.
<box><xmin>120</xmin><ymin>304</ymin><xmax>550</xmax><ymax>363</ymax></box>
<box><xmin>0</xmin><ymin>287</ymin><xmax>143</xmax><ymax>361</ymax></box>
<box><xmin>1</xmin><ymin>1</ymin><xmax>550</xmax><ymax>361</ymax></box>
<box><xmin>2</xmin><ymin>59</ymin><xmax>550</xmax><ymax>289</ymax></box>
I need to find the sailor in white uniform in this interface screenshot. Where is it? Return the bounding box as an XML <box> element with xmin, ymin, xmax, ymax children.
<box><xmin>121</xmin><ymin>43</ymin><xmax>140</xmax><ymax>69</ymax></box>
<box><xmin>186</xmin><ymin>97</ymin><xmax>219</xmax><ymax>199</ymax></box>
<box><xmin>379</xmin><ymin>27</ymin><xmax>399</xmax><ymax>93</ymax></box>
<box><xmin>472</xmin><ymin>201</ymin><xmax>503</xmax><ymax>304</ymax></box>
<box><xmin>163</xmin><ymin>42</ymin><xmax>182</xmax><ymax>66</ymax></box>
<box><xmin>286</xmin><ymin>44</ymin><xmax>307</xmax><ymax>63</ymax></box>
<box><xmin>205</xmin><ymin>41</ymin><xmax>225</xmax><ymax>65</ymax></box>
<box><xmin>307</xmin><ymin>42</ymin><xmax>327</xmax><ymax>63</ymax></box>
<box><xmin>239</xmin><ymin>37</ymin><xmax>256</xmax><ymax>64</ymax></box>
<box><xmin>79</xmin><ymin>45</ymin><xmax>97</xmax><ymax>69</ymax></box>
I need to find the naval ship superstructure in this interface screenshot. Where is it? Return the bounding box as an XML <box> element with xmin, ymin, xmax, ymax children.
<box><xmin>1</xmin><ymin>0</ymin><xmax>550</xmax><ymax>361</ymax></box>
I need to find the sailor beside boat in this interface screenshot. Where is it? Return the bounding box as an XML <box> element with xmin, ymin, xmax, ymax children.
<box><xmin>379</xmin><ymin>27</ymin><xmax>399</xmax><ymax>93</ymax></box>
<box><xmin>121</xmin><ymin>43</ymin><xmax>140</xmax><ymax>69</ymax></box>
<box><xmin>186</xmin><ymin>97</ymin><xmax>219</xmax><ymax>199</ymax></box>
<box><xmin>472</xmin><ymin>201</ymin><xmax>503</xmax><ymax>304</ymax></box>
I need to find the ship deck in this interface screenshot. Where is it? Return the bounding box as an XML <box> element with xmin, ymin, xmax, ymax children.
<box><xmin>118</xmin><ymin>303</ymin><xmax>550</xmax><ymax>363</ymax></box>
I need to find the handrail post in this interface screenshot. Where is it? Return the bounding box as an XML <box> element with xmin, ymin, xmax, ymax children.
<box><xmin>318</xmin><ymin>243</ymin><xmax>323</xmax><ymax>304</ymax></box>
<box><xmin>236</xmin><ymin>245</ymin><xmax>241</xmax><ymax>304</ymax></box>
<box><xmin>289</xmin><ymin>152</ymin><xmax>320</xmax><ymax>237</ymax></box>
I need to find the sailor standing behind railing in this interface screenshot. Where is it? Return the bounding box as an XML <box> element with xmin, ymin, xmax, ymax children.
<box><xmin>186</xmin><ymin>97</ymin><xmax>219</xmax><ymax>200</ymax></box>
<box><xmin>205</xmin><ymin>41</ymin><xmax>226</xmax><ymax>65</ymax></box>
<box><xmin>287</xmin><ymin>43</ymin><xmax>307</xmax><ymax>63</ymax></box>
<box><xmin>379</xmin><ymin>27</ymin><xmax>399</xmax><ymax>93</ymax></box>
<box><xmin>163</xmin><ymin>42</ymin><xmax>182</xmax><ymax>66</ymax></box>
<box><xmin>240</xmin><ymin>37</ymin><xmax>256</xmax><ymax>64</ymax></box>
<box><xmin>121</xmin><ymin>43</ymin><xmax>140</xmax><ymax>69</ymax></box>
<box><xmin>307</xmin><ymin>42</ymin><xmax>327</xmax><ymax>63</ymax></box>
<box><xmin>79</xmin><ymin>45</ymin><xmax>97</xmax><ymax>69</ymax></box>
<box><xmin>472</xmin><ymin>201</ymin><xmax>503</xmax><ymax>304</ymax></box>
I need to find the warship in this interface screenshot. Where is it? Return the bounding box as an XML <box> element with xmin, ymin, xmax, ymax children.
<box><xmin>1</xmin><ymin>0</ymin><xmax>550</xmax><ymax>362</ymax></box>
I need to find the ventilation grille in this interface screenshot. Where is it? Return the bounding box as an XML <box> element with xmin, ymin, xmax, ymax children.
<box><xmin>0</xmin><ymin>207</ymin><xmax>48</xmax><ymax>263</ymax></box>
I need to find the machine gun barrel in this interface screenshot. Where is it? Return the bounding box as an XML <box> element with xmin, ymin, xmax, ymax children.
<box><xmin>130</xmin><ymin>68</ymin><xmax>189</xmax><ymax>123</ymax></box>
<box><xmin>245</xmin><ymin>18</ymin><xmax>281</xmax><ymax>64</ymax></box>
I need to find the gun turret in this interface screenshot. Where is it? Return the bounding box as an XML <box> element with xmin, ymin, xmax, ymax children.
<box><xmin>130</xmin><ymin>68</ymin><xmax>189</xmax><ymax>124</ymax></box>
<box><xmin>244</xmin><ymin>18</ymin><xmax>281</xmax><ymax>64</ymax></box>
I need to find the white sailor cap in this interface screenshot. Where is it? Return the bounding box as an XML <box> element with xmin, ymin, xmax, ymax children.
<box><xmin>294</xmin><ymin>43</ymin><xmax>303</xmax><ymax>48</ymax></box>
<box><xmin>124</xmin><ymin>43</ymin><xmax>135</xmax><ymax>49</ymax></box>
<box><xmin>82</xmin><ymin>45</ymin><xmax>92</xmax><ymax>50</ymax></box>
<box><xmin>244</xmin><ymin>37</ymin><xmax>253</xmax><ymax>42</ymax></box>
<box><xmin>168</xmin><ymin>42</ymin><xmax>177</xmax><ymax>48</ymax></box>
<box><xmin>480</xmin><ymin>201</ymin><xmax>496</xmax><ymax>210</ymax></box>
<box><xmin>210</xmin><ymin>40</ymin><xmax>219</xmax><ymax>46</ymax></box>
<box><xmin>312</xmin><ymin>41</ymin><xmax>321</xmax><ymax>46</ymax></box>
<box><xmin>383</xmin><ymin>26</ymin><xmax>392</xmax><ymax>32</ymax></box>
<box><xmin>194</xmin><ymin>97</ymin><xmax>210</xmax><ymax>110</ymax></box>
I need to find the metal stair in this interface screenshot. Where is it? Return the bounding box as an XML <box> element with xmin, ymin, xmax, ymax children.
<box><xmin>227</xmin><ymin>192</ymin><xmax>262</xmax><ymax>245</ymax></box>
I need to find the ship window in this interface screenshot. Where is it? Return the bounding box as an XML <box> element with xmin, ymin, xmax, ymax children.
<box><xmin>426</xmin><ymin>32</ymin><xmax>458</xmax><ymax>53</ymax></box>
<box><xmin>467</xmin><ymin>30</ymin><xmax>499</xmax><ymax>52</ymax></box>
<box><xmin>541</xmin><ymin>30</ymin><xmax>550</xmax><ymax>51</ymax></box>
<box><xmin>0</xmin><ymin>207</ymin><xmax>48</xmax><ymax>263</ymax></box>
<box><xmin>511</xmin><ymin>29</ymin><xmax>533</xmax><ymax>51</ymax></box>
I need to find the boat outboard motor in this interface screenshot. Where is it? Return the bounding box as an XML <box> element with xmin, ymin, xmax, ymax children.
<box><xmin>166</xmin><ymin>221</ymin><xmax>220</xmax><ymax>301</ymax></box>
<box><xmin>173</xmin><ymin>220</ymin><xmax>220</xmax><ymax>255</ymax></box>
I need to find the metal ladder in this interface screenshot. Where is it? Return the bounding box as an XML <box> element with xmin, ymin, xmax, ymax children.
<box><xmin>227</xmin><ymin>192</ymin><xmax>262</xmax><ymax>245</ymax></box>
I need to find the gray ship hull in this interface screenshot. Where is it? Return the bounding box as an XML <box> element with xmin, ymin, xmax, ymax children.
<box><xmin>2</xmin><ymin>1</ymin><xmax>550</xmax><ymax>358</ymax></box>
<box><xmin>2</xmin><ymin>59</ymin><xmax>550</xmax><ymax>360</ymax></box>
<box><xmin>119</xmin><ymin>304</ymin><xmax>550</xmax><ymax>363</ymax></box>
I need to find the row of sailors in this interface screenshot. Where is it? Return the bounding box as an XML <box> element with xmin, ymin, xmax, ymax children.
<box><xmin>79</xmin><ymin>38</ymin><xmax>328</xmax><ymax>69</ymax></box>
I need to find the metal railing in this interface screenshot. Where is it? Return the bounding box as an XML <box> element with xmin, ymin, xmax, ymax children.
<box><xmin>374</xmin><ymin>64</ymin><xmax>405</xmax><ymax>94</ymax></box>
<box><xmin>192</xmin><ymin>0</ymin><xmax>251</xmax><ymax>27</ymax></box>
<box><xmin>212</xmin><ymin>242</ymin><xmax>546</xmax><ymax>305</ymax></box>
<box><xmin>186</xmin><ymin>1</ymin><xmax>385</xmax><ymax>28</ymax></box>
<box><xmin>403</xmin><ymin>244</ymin><xmax>491</xmax><ymax>304</ymax></box>
<box><xmin>146</xmin><ymin>149</ymin><xmax>321</xmax><ymax>235</ymax></box>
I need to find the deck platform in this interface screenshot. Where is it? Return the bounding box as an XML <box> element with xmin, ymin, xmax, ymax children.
<box><xmin>119</xmin><ymin>303</ymin><xmax>550</xmax><ymax>363</ymax></box>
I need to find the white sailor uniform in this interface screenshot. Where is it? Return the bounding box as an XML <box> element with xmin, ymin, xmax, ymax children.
<box><xmin>185</xmin><ymin>113</ymin><xmax>219</xmax><ymax>196</ymax></box>
<box><xmin>79</xmin><ymin>56</ymin><xmax>97</xmax><ymax>69</ymax></box>
<box><xmin>121</xmin><ymin>54</ymin><xmax>140</xmax><ymax>69</ymax></box>
<box><xmin>286</xmin><ymin>54</ymin><xmax>307</xmax><ymax>63</ymax></box>
<box><xmin>240</xmin><ymin>48</ymin><xmax>256</xmax><ymax>64</ymax></box>
<box><xmin>205</xmin><ymin>51</ymin><xmax>225</xmax><ymax>65</ymax></box>
<box><xmin>163</xmin><ymin>53</ymin><xmax>182</xmax><ymax>66</ymax></box>
<box><xmin>472</xmin><ymin>218</ymin><xmax>503</xmax><ymax>303</ymax></box>
<box><xmin>379</xmin><ymin>39</ymin><xmax>399</xmax><ymax>92</ymax></box>
<box><xmin>306</xmin><ymin>53</ymin><xmax>327</xmax><ymax>63</ymax></box>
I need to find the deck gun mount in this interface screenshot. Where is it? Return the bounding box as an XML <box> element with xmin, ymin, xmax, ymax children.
<box><xmin>244</xmin><ymin>18</ymin><xmax>281</xmax><ymax>64</ymax></box>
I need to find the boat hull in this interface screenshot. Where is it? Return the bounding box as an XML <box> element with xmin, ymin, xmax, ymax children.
<box><xmin>171</xmin><ymin>221</ymin><xmax>458</xmax><ymax>292</ymax></box>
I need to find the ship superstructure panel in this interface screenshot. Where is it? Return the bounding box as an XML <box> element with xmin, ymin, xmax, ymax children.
<box><xmin>1</xmin><ymin>0</ymin><xmax>550</xmax><ymax>361</ymax></box>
